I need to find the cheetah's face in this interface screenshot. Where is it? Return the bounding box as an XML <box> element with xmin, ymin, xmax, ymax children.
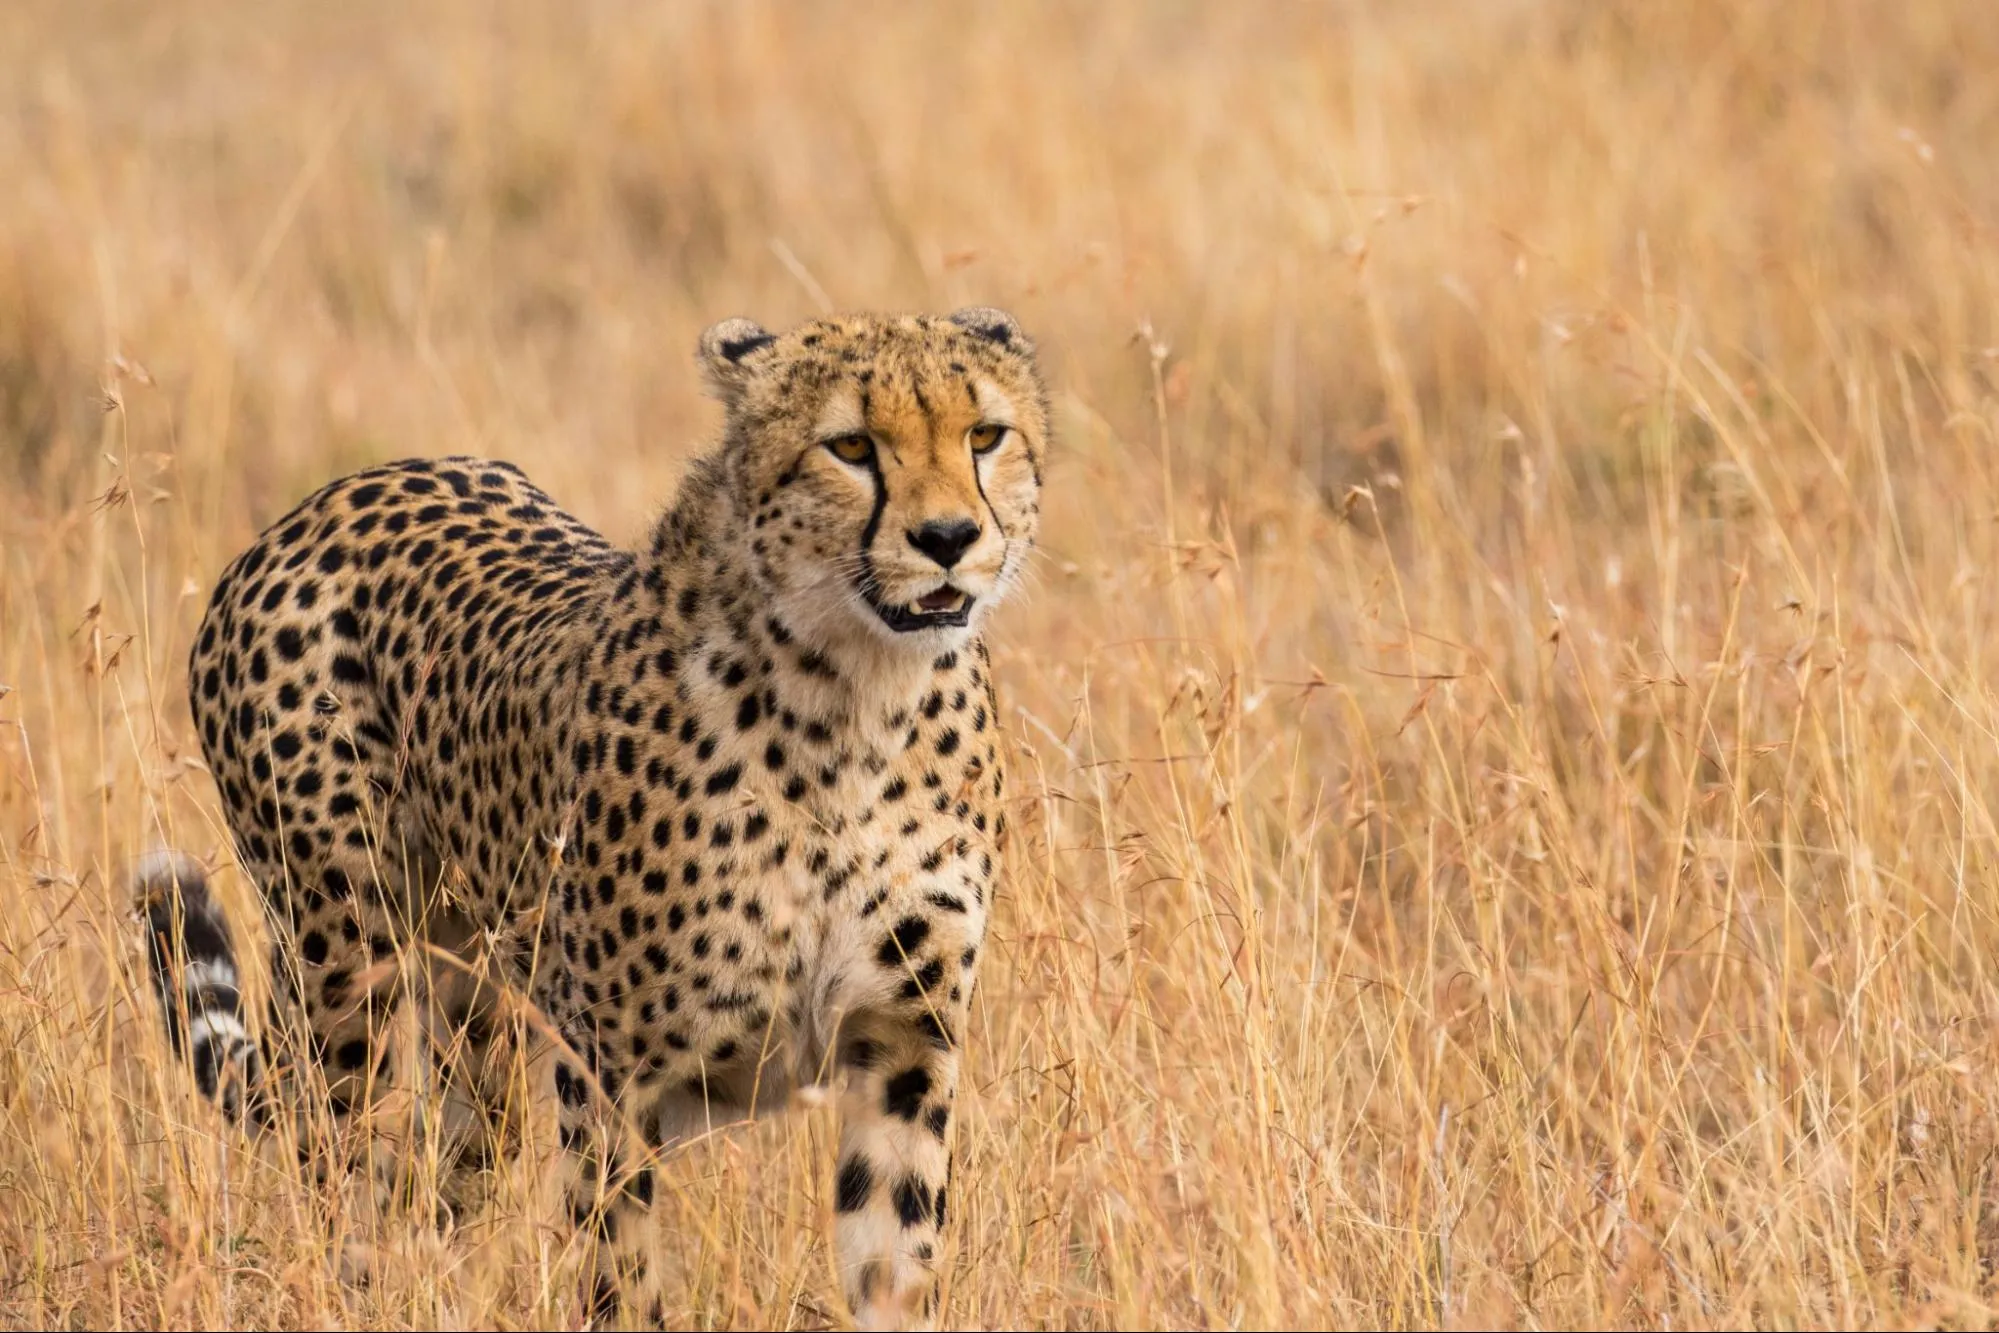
<box><xmin>701</xmin><ymin>309</ymin><xmax>1048</xmax><ymax>653</ymax></box>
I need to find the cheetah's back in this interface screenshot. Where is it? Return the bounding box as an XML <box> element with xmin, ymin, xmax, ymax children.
<box><xmin>188</xmin><ymin>455</ymin><xmax>622</xmax><ymax>939</ymax></box>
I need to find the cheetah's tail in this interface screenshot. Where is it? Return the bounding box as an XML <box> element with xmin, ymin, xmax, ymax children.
<box><xmin>137</xmin><ymin>849</ymin><xmax>262</xmax><ymax>1120</ymax></box>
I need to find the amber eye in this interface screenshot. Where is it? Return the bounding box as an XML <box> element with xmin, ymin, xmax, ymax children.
<box><xmin>969</xmin><ymin>423</ymin><xmax>1008</xmax><ymax>454</ymax></box>
<box><xmin>825</xmin><ymin>434</ymin><xmax>875</xmax><ymax>465</ymax></box>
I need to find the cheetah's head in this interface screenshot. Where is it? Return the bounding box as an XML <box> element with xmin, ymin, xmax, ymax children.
<box><xmin>699</xmin><ymin>309</ymin><xmax>1048</xmax><ymax>655</ymax></box>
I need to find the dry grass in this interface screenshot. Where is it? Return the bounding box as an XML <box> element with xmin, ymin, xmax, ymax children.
<box><xmin>4</xmin><ymin>1</ymin><xmax>1999</xmax><ymax>1327</ymax></box>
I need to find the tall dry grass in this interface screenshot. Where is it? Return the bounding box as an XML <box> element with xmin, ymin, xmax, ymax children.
<box><xmin>4</xmin><ymin>1</ymin><xmax>1999</xmax><ymax>1326</ymax></box>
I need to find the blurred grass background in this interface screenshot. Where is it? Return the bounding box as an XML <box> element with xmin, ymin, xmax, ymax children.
<box><xmin>4</xmin><ymin>0</ymin><xmax>1999</xmax><ymax>1326</ymax></box>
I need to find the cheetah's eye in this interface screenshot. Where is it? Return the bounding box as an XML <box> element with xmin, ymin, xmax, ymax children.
<box><xmin>825</xmin><ymin>434</ymin><xmax>876</xmax><ymax>466</ymax></box>
<box><xmin>968</xmin><ymin>423</ymin><xmax>1008</xmax><ymax>455</ymax></box>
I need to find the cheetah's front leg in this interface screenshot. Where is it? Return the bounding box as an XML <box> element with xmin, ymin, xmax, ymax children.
<box><xmin>552</xmin><ymin>1053</ymin><xmax>670</xmax><ymax>1330</ymax></box>
<box><xmin>834</xmin><ymin>1025</ymin><xmax>961</xmax><ymax>1331</ymax></box>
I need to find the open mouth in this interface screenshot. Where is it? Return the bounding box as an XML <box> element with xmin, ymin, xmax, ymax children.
<box><xmin>869</xmin><ymin>584</ymin><xmax>975</xmax><ymax>633</ymax></box>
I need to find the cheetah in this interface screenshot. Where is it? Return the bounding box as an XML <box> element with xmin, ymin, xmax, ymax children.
<box><xmin>143</xmin><ymin>308</ymin><xmax>1047</xmax><ymax>1329</ymax></box>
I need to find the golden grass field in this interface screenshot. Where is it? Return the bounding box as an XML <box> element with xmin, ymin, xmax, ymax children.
<box><xmin>4</xmin><ymin>1</ymin><xmax>1999</xmax><ymax>1327</ymax></box>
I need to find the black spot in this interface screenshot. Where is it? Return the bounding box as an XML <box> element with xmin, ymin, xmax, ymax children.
<box><xmin>878</xmin><ymin>916</ymin><xmax>931</xmax><ymax>966</ymax></box>
<box><xmin>901</xmin><ymin>958</ymin><xmax>946</xmax><ymax>998</ymax></box>
<box><xmin>705</xmin><ymin>763</ymin><xmax>742</xmax><ymax>796</ymax></box>
<box><xmin>883</xmin><ymin>1066</ymin><xmax>932</xmax><ymax>1122</ymax></box>
<box><xmin>893</xmin><ymin>1175</ymin><xmax>933</xmax><ymax>1228</ymax></box>
<box><xmin>919</xmin><ymin>1010</ymin><xmax>955</xmax><ymax>1050</ymax></box>
<box><xmin>836</xmin><ymin>1156</ymin><xmax>874</xmax><ymax>1213</ymax></box>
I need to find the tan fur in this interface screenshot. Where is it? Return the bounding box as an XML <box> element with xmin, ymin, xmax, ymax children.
<box><xmin>177</xmin><ymin>309</ymin><xmax>1049</xmax><ymax>1328</ymax></box>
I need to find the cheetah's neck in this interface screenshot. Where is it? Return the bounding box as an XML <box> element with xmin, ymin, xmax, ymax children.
<box><xmin>633</xmin><ymin>450</ymin><xmax>963</xmax><ymax>743</ymax></box>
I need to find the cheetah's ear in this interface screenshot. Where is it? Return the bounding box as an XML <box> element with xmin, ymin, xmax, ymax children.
<box><xmin>947</xmin><ymin>306</ymin><xmax>1033</xmax><ymax>354</ymax></box>
<box><xmin>698</xmin><ymin>318</ymin><xmax>776</xmax><ymax>404</ymax></box>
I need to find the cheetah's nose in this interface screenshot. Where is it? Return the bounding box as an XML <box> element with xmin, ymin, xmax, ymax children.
<box><xmin>907</xmin><ymin>518</ymin><xmax>981</xmax><ymax>569</ymax></box>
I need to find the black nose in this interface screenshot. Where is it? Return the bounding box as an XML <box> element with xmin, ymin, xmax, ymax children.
<box><xmin>907</xmin><ymin>518</ymin><xmax>981</xmax><ymax>569</ymax></box>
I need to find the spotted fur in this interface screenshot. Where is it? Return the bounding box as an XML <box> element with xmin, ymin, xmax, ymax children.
<box><xmin>148</xmin><ymin>308</ymin><xmax>1047</xmax><ymax>1329</ymax></box>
